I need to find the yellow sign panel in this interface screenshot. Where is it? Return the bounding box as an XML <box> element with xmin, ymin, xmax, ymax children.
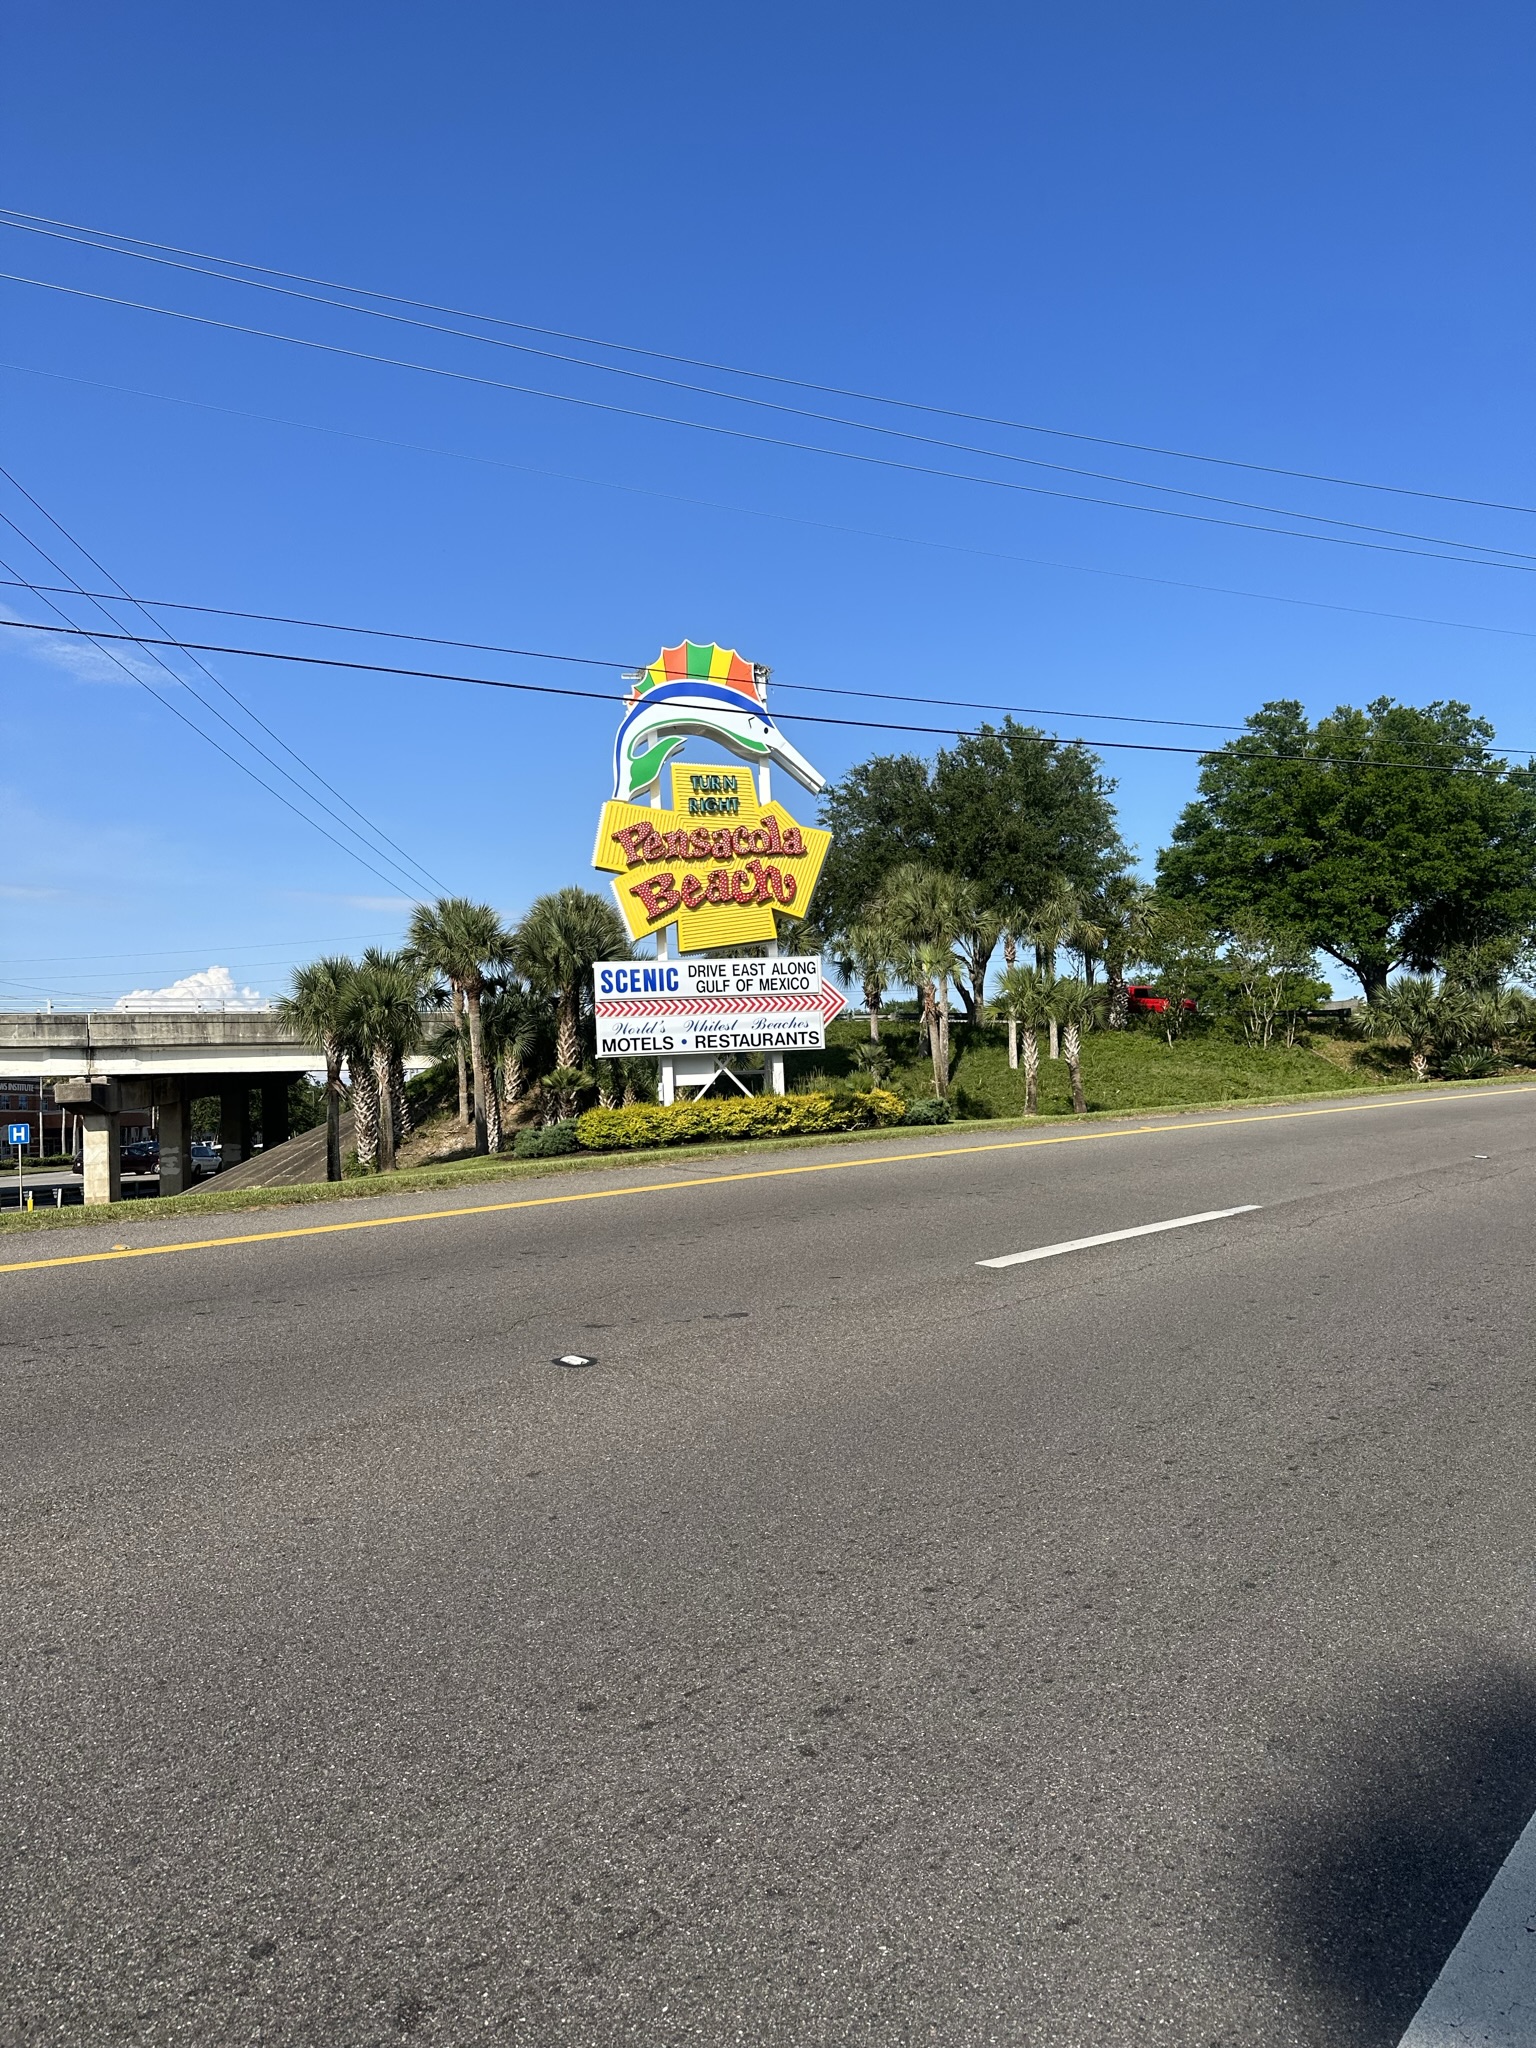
<box><xmin>592</xmin><ymin>762</ymin><xmax>832</xmax><ymax>949</ymax></box>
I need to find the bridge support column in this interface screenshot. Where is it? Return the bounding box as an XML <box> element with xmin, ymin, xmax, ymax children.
<box><xmin>155</xmin><ymin>1082</ymin><xmax>192</xmax><ymax>1197</ymax></box>
<box><xmin>220</xmin><ymin>1082</ymin><xmax>252</xmax><ymax>1168</ymax></box>
<box><xmin>260</xmin><ymin>1078</ymin><xmax>289</xmax><ymax>1151</ymax></box>
<box><xmin>79</xmin><ymin>1111</ymin><xmax>121</xmax><ymax>1206</ymax></box>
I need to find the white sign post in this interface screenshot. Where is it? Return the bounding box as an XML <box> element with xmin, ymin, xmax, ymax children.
<box><xmin>593</xmin><ymin>957</ymin><xmax>846</xmax><ymax>1082</ymax></box>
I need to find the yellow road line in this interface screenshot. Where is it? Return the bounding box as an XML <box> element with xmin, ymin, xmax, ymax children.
<box><xmin>1</xmin><ymin>1085</ymin><xmax>1527</xmax><ymax>1277</ymax></box>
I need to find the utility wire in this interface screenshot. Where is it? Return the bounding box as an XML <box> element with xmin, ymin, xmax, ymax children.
<box><xmin>3</xmin><ymin>615</ymin><xmax>1528</xmax><ymax>778</ymax></box>
<box><xmin>7</xmin><ymin>269</ymin><xmax>1534</xmax><ymax>580</ymax></box>
<box><xmin>11</xmin><ymin>359</ymin><xmax>1536</xmax><ymax>647</ymax></box>
<box><xmin>4</xmin><ymin>203</ymin><xmax>1531</xmax><ymax>519</ymax></box>
<box><xmin>0</xmin><ymin>567</ymin><xmax>431</xmax><ymax>901</ymax></box>
<box><xmin>0</xmin><ymin>576</ymin><xmax>1254</xmax><ymax>735</ymax></box>
<box><xmin>7</xmin><ymin>575</ymin><xmax>1535</xmax><ymax>751</ymax></box>
<box><xmin>0</xmin><ymin>468</ymin><xmax>447</xmax><ymax>899</ymax></box>
<box><xmin>4</xmin><ymin>217</ymin><xmax>1530</xmax><ymax>562</ymax></box>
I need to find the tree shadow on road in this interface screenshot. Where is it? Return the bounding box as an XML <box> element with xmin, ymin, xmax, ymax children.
<box><xmin>1262</xmin><ymin>1651</ymin><xmax>1536</xmax><ymax>2045</ymax></box>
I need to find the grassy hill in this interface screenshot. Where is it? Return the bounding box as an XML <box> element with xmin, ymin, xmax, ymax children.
<box><xmin>787</xmin><ymin>1015</ymin><xmax>1398</xmax><ymax>1117</ymax></box>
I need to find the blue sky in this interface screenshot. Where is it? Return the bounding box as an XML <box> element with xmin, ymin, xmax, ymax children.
<box><xmin>3</xmin><ymin>2</ymin><xmax>1534</xmax><ymax>1003</ymax></box>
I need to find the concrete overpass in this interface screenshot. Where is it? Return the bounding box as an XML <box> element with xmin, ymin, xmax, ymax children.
<box><xmin>0</xmin><ymin>1012</ymin><xmax>322</xmax><ymax>1203</ymax></box>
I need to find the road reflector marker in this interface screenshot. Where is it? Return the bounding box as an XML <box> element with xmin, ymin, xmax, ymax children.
<box><xmin>977</xmin><ymin>1205</ymin><xmax>1261</xmax><ymax>1269</ymax></box>
<box><xmin>554</xmin><ymin>1352</ymin><xmax>597</xmax><ymax>1369</ymax></box>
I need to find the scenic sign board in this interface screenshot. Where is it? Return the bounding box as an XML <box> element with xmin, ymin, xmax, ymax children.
<box><xmin>593</xmin><ymin>956</ymin><xmax>846</xmax><ymax>1058</ymax></box>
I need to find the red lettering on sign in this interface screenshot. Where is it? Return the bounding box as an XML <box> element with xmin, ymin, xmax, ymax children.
<box><xmin>733</xmin><ymin>825</ymin><xmax>755</xmax><ymax>858</ymax></box>
<box><xmin>641</xmin><ymin>831</ymin><xmax>666</xmax><ymax>862</ymax></box>
<box><xmin>680</xmin><ymin>872</ymin><xmax>706</xmax><ymax>910</ymax></box>
<box><xmin>664</xmin><ymin>828</ymin><xmax>690</xmax><ymax>859</ymax></box>
<box><xmin>705</xmin><ymin>868</ymin><xmax>733</xmax><ymax>905</ymax></box>
<box><xmin>711</xmin><ymin>828</ymin><xmax>734</xmax><ymax>860</ymax></box>
<box><xmin>689</xmin><ymin>827</ymin><xmax>712</xmax><ymax>859</ymax></box>
<box><xmin>630</xmin><ymin>873</ymin><xmax>680</xmax><ymax>920</ymax></box>
<box><xmin>760</xmin><ymin>812</ymin><xmax>783</xmax><ymax>855</ymax></box>
<box><xmin>731</xmin><ymin>868</ymin><xmax>758</xmax><ymax>905</ymax></box>
<box><xmin>781</xmin><ymin>825</ymin><xmax>804</xmax><ymax>856</ymax></box>
<box><xmin>611</xmin><ymin>822</ymin><xmax>652</xmax><ymax>864</ymax></box>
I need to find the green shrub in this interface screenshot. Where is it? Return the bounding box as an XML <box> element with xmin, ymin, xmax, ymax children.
<box><xmin>574</xmin><ymin>1087</ymin><xmax>906</xmax><ymax>1152</ymax></box>
<box><xmin>1441</xmin><ymin>1048</ymin><xmax>1500</xmax><ymax>1080</ymax></box>
<box><xmin>514</xmin><ymin>1120</ymin><xmax>580</xmax><ymax>1158</ymax></box>
<box><xmin>901</xmin><ymin>1097</ymin><xmax>953</xmax><ymax>1125</ymax></box>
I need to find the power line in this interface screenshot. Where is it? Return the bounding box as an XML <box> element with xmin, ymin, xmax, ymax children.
<box><xmin>4</xmin><ymin>203</ymin><xmax>1530</xmax><ymax>520</ymax></box>
<box><xmin>5</xmin><ymin>216</ymin><xmax>1531</xmax><ymax>563</ymax></box>
<box><xmin>3</xmin><ymin>614</ymin><xmax>1528</xmax><ymax>778</ymax></box>
<box><xmin>0</xmin><ymin>575</ymin><xmax>1255</xmax><ymax>736</ymax></box>
<box><xmin>0</xmin><ymin>486</ymin><xmax>444</xmax><ymax>902</ymax></box>
<box><xmin>7</xmin><ymin>268</ymin><xmax>1535</xmax><ymax>580</ymax></box>
<box><xmin>0</xmin><ymin>476</ymin><xmax>446</xmax><ymax>899</ymax></box>
<box><xmin>0</xmin><ymin>560</ymin><xmax>434</xmax><ymax>902</ymax></box>
<box><xmin>11</xmin><ymin>356</ymin><xmax>1536</xmax><ymax>645</ymax></box>
<box><xmin>0</xmin><ymin>466</ymin><xmax>449</xmax><ymax>900</ymax></box>
<box><xmin>7</xmin><ymin>574</ymin><xmax>1535</xmax><ymax>755</ymax></box>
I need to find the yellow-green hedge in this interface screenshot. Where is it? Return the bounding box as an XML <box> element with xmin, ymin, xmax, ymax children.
<box><xmin>575</xmin><ymin>1088</ymin><xmax>906</xmax><ymax>1151</ymax></box>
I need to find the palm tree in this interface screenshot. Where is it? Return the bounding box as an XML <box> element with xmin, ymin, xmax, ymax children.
<box><xmin>407</xmin><ymin>901</ymin><xmax>472</xmax><ymax>1130</ymax></box>
<box><xmin>480</xmin><ymin>981</ymin><xmax>549</xmax><ymax>1127</ymax></box>
<box><xmin>832</xmin><ymin>915</ymin><xmax>896</xmax><ymax>1042</ymax></box>
<box><xmin>406</xmin><ymin>897</ymin><xmax>510</xmax><ymax>1155</ymax></box>
<box><xmin>361</xmin><ymin>947</ymin><xmax>422</xmax><ymax>1148</ymax></box>
<box><xmin>1021</xmin><ymin>880</ymin><xmax>1080</xmax><ymax>1058</ymax></box>
<box><xmin>1065</xmin><ymin>905</ymin><xmax>1108</xmax><ymax>986</ymax></box>
<box><xmin>350</xmin><ymin>1052</ymin><xmax>381</xmax><ymax>1172</ymax></box>
<box><xmin>1368</xmin><ymin>976</ymin><xmax>1469</xmax><ymax>1082</ymax></box>
<box><xmin>1054</xmin><ymin>978</ymin><xmax>1098</xmax><ymax>1114</ymax></box>
<box><xmin>344</xmin><ymin>951</ymin><xmax>424</xmax><ymax>1171</ymax></box>
<box><xmin>1089</xmin><ymin>877</ymin><xmax>1157</xmax><ymax>1029</ymax></box>
<box><xmin>512</xmin><ymin>887</ymin><xmax>630</xmax><ymax>1072</ymax></box>
<box><xmin>874</xmin><ymin>864</ymin><xmax>970</xmax><ymax>1097</ymax></box>
<box><xmin>279</xmin><ymin>955</ymin><xmax>355</xmax><ymax>1182</ymax></box>
<box><xmin>954</xmin><ymin>895</ymin><xmax>1004</xmax><ymax>1024</ymax></box>
<box><xmin>994</xmin><ymin>965</ymin><xmax>1057</xmax><ymax>1113</ymax></box>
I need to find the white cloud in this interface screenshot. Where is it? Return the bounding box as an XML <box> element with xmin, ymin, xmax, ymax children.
<box><xmin>283</xmin><ymin>892</ymin><xmax>416</xmax><ymax>912</ymax></box>
<box><xmin>115</xmin><ymin>965</ymin><xmax>268</xmax><ymax>1012</ymax></box>
<box><xmin>0</xmin><ymin>600</ymin><xmax>170</xmax><ymax>687</ymax></box>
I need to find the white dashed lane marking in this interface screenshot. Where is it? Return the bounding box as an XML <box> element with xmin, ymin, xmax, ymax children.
<box><xmin>976</xmin><ymin>1205</ymin><xmax>1261</xmax><ymax>1269</ymax></box>
<box><xmin>1399</xmin><ymin>1808</ymin><xmax>1536</xmax><ymax>2045</ymax></box>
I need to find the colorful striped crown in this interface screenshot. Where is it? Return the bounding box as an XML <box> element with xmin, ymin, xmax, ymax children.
<box><xmin>627</xmin><ymin>641</ymin><xmax>766</xmax><ymax>709</ymax></box>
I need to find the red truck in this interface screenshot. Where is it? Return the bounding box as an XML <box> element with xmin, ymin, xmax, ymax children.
<box><xmin>1126</xmin><ymin>983</ymin><xmax>1196</xmax><ymax>1016</ymax></box>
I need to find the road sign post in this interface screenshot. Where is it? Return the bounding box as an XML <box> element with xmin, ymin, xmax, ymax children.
<box><xmin>7</xmin><ymin>1122</ymin><xmax>29</xmax><ymax>1212</ymax></box>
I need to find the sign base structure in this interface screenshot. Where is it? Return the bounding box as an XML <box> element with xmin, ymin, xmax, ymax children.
<box><xmin>593</xmin><ymin>955</ymin><xmax>846</xmax><ymax>1101</ymax></box>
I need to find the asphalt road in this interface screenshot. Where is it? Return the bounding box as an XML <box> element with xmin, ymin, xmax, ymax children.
<box><xmin>3</xmin><ymin>1086</ymin><xmax>1536</xmax><ymax>2047</ymax></box>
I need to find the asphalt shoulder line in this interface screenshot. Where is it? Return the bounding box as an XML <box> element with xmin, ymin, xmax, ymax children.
<box><xmin>1399</xmin><ymin>1806</ymin><xmax>1536</xmax><ymax>2045</ymax></box>
<box><xmin>977</xmin><ymin>1205</ymin><xmax>1261</xmax><ymax>1268</ymax></box>
<box><xmin>0</xmin><ymin>1085</ymin><xmax>1528</xmax><ymax>1279</ymax></box>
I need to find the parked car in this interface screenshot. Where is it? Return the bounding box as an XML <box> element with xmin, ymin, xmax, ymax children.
<box><xmin>121</xmin><ymin>1137</ymin><xmax>161</xmax><ymax>1174</ymax></box>
<box><xmin>192</xmin><ymin>1139</ymin><xmax>222</xmax><ymax>1176</ymax></box>
<box><xmin>1126</xmin><ymin>983</ymin><xmax>1196</xmax><ymax>1016</ymax></box>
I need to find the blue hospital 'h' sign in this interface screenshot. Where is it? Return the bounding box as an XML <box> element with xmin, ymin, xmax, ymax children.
<box><xmin>6</xmin><ymin>1123</ymin><xmax>29</xmax><ymax>1146</ymax></box>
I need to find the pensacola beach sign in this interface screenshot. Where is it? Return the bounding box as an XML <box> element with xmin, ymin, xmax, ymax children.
<box><xmin>591</xmin><ymin>641</ymin><xmax>843</xmax><ymax>1094</ymax></box>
